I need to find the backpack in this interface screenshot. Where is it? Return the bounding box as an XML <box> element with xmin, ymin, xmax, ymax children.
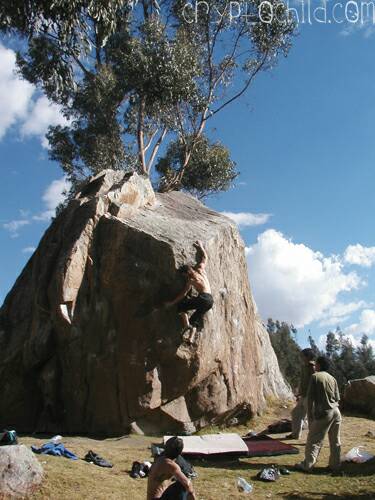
<box><xmin>0</xmin><ymin>429</ymin><xmax>18</xmax><ymax>446</ymax></box>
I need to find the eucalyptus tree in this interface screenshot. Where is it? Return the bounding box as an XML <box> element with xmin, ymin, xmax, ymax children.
<box><xmin>1</xmin><ymin>0</ymin><xmax>295</xmax><ymax>197</ymax></box>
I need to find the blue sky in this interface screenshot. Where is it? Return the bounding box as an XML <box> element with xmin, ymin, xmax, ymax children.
<box><xmin>1</xmin><ymin>9</ymin><xmax>375</xmax><ymax>349</ymax></box>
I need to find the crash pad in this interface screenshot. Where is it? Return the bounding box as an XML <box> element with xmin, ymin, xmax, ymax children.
<box><xmin>163</xmin><ymin>433</ymin><xmax>248</xmax><ymax>458</ymax></box>
<box><xmin>243</xmin><ymin>435</ymin><xmax>299</xmax><ymax>457</ymax></box>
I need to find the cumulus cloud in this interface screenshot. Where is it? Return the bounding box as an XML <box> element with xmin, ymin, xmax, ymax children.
<box><xmin>344</xmin><ymin>244</ymin><xmax>375</xmax><ymax>268</ymax></box>
<box><xmin>0</xmin><ymin>44</ymin><xmax>34</xmax><ymax>139</ymax></box>
<box><xmin>3</xmin><ymin>177</ymin><xmax>71</xmax><ymax>239</ymax></box>
<box><xmin>20</xmin><ymin>96</ymin><xmax>68</xmax><ymax>148</ymax></box>
<box><xmin>319</xmin><ymin>315</ymin><xmax>351</xmax><ymax>328</ymax></box>
<box><xmin>0</xmin><ymin>43</ymin><xmax>67</xmax><ymax>147</ymax></box>
<box><xmin>221</xmin><ymin>211</ymin><xmax>272</xmax><ymax>227</ymax></box>
<box><xmin>319</xmin><ymin>300</ymin><xmax>370</xmax><ymax>327</ymax></box>
<box><xmin>346</xmin><ymin>309</ymin><xmax>375</xmax><ymax>336</ymax></box>
<box><xmin>3</xmin><ymin>219</ymin><xmax>30</xmax><ymax>238</ymax></box>
<box><xmin>33</xmin><ymin>177</ymin><xmax>71</xmax><ymax>221</ymax></box>
<box><xmin>246</xmin><ymin>229</ymin><xmax>362</xmax><ymax>327</ymax></box>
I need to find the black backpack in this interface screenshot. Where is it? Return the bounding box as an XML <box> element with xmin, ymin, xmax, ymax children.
<box><xmin>0</xmin><ymin>429</ymin><xmax>18</xmax><ymax>446</ymax></box>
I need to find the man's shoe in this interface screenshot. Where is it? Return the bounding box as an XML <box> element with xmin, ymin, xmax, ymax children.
<box><xmin>294</xmin><ymin>462</ymin><xmax>310</xmax><ymax>473</ymax></box>
<box><xmin>84</xmin><ymin>450</ymin><xmax>113</xmax><ymax>468</ymax></box>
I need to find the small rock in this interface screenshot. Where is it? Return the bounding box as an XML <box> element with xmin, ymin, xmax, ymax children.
<box><xmin>0</xmin><ymin>444</ymin><xmax>43</xmax><ymax>498</ymax></box>
<box><xmin>129</xmin><ymin>421</ymin><xmax>145</xmax><ymax>436</ymax></box>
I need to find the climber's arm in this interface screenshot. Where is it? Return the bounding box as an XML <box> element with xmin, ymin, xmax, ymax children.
<box><xmin>165</xmin><ymin>282</ymin><xmax>191</xmax><ymax>307</ymax></box>
<box><xmin>194</xmin><ymin>240</ymin><xmax>207</xmax><ymax>271</ymax></box>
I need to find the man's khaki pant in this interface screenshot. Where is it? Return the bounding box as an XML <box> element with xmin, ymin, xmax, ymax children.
<box><xmin>303</xmin><ymin>407</ymin><xmax>342</xmax><ymax>471</ymax></box>
<box><xmin>291</xmin><ymin>397</ymin><xmax>308</xmax><ymax>439</ymax></box>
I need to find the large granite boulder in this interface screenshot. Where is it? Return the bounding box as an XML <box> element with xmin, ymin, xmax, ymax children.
<box><xmin>0</xmin><ymin>445</ymin><xmax>43</xmax><ymax>498</ymax></box>
<box><xmin>0</xmin><ymin>170</ymin><xmax>291</xmax><ymax>435</ymax></box>
<box><xmin>344</xmin><ymin>376</ymin><xmax>375</xmax><ymax>417</ymax></box>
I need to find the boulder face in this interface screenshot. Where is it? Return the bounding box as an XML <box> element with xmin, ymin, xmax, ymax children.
<box><xmin>0</xmin><ymin>170</ymin><xmax>291</xmax><ymax>435</ymax></box>
<box><xmin>344</xmin><ymin>376</ymin><xmax>375</xmax><ymax>417</ymax></box>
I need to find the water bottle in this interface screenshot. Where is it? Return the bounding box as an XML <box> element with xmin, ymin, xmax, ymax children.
<box><xmin>237</xmin><ymin>477</ymin><xmax>253</xmax><ymax>493</ymax></box>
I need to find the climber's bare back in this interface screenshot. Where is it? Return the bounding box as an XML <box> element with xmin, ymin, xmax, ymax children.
<box><xmin>189</xmin><ymin>268</ymin><xmax>211</xmax><ymax>294</ymax></box>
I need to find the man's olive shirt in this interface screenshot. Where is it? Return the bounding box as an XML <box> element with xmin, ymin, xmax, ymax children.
<box><xmin>307</xmin><ymin>371</ymin><xmax>340</xmax><ymax>420</ymax></box>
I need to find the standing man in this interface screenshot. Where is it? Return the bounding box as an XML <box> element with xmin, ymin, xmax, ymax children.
<box><xmin>295</xmin><ymin>356</ymin><xmax>342</xmax><ymax>473</ymax></box>
<box><xmin>147</xmin><ymin>436</ymin><xmax>196</xmax><ymax>500</ymax></box>
<box><xmin>286</xmin><ymin>348</ymin><xmax>316</xmax><ymax>439</ymax></box>
<box><xmin>165</xmin><ymin>241</ymin><xmax>213</xmax><ymax>343</ymax></box>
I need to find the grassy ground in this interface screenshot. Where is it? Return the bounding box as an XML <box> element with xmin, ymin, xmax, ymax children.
<box><xmin>21</xmin><ymin>403</ymin><xmax>375</xmax><ymax>500</ymax></box>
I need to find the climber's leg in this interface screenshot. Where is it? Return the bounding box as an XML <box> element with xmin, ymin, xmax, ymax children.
<box><xmin>189</xmin><ymin>293</ymin><xmax>214</xmax><ymax>328</ymax></box>
<box><xmin>177</xmin><ymin>296</ymin><xmax>200</xmax><ymax>331</ymax></box>
<box><xmin>179</xmin><ymin>312</ymin><xmax>190</xmax><ymax>329</ymax></box>
<box><xmin>188</xmin><ymin>327</ymin><xmax>197</xmax><ymax>344</ymax></box>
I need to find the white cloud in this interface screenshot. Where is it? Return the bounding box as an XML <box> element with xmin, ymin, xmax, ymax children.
<box><xmin>346</xmin><ymin>309</ymin><xmax>375</xmax><ymax>336</ymax></box>
<box><xmin>21</xmin><ymin>95</ymin><xmax>68</xmax><ymax>148</ymax></box>
<box><xmin>340</xmin><ymin>20</ymin><xmax>375</xmax><ymax>39</ymax></box>
<box><xmin>43</xmin><ymin>177</ymin><xmax>70</xmax><ymax>210</ymax></box>
<box><xmin>328</xmin><ymin>300</ymin><xmax>370</xmax><ymax>317</ymax></box>
<box><xmin>222</xmin><ymin>211</ymin><xmax>272</xmax><ymax>227</ymax></box>
<box><xmin>22</xmin><ymin>246</ymin><xmax>36</xmax><ymax>254</ymax></box>
<box><xmin>0</xmin><ymin>44</ymin><xmax>34</xmax><ymax>139</ymax></box>
<box><xmin>246</xmin><ymin>229</ymin><xmax>362</xmax><ymax>327</ymax></box>
<box><xmin>319</xmin><ymin>300</ymin><xmax>370</xmax><ymax>327</ymax></box>
<box><xmin>344</xmin><ymin>333</ymin><xmax>375</xmax><ymax>349</ymax></box>
<box><xmin>3</xmin><ymin>177</ymin><xmax>71</xmax><ymax>239</ymax></box>
<box><xmin>319</xmin><ymin>315</ymin><xmax>351</xmax><ymax>328</ymax></box>
<box><xmin>0</xmin><ymin>43</ymin><xmax>68</xmax><ymax>147</ymax></box>
<box><xmin>33</xmin><ymin>177</ymin><xmax>71</xmax><ymax>221</ymax></box>
<box><xmin>344</xmin><ymin>244</ymin><xmax>375</xmax><ymax>268</ymax></box>
<box><xmin>3</xmin><ymin>219</ymin><xmax>30</xmax><ymax>238</ymax></box>
<box><xmin>32</xmin><ymin>211</ymin><xmax>55</xmax><ymax>222</ymax></box>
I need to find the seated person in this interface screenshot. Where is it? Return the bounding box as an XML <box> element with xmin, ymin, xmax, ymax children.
<box><xmin>147</xmin><ymin>436</ymin><xmax>196</xmax><ymax>500</ymax></box>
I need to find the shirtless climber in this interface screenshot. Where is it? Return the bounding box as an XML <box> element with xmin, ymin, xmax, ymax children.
<box><xmin>165</xmin><ymin>241</ymin><xmax>213</xmax><ymax>344</ymax></box>
<box><xmin>147</xmin><ymin>436</ymin><xmax>196</xmax><ymax>500</ymax></box>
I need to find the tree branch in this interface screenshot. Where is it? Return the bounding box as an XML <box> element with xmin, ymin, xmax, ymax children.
<box><xmin>137</xmin><ymin>97</ymin><xmax>147</xmax><ymax>175</ymax></box>
<box><xmin>146</xmin><ymin>127</ymin><xmax>167</xmax><ymax>173</ymax></box>
<box><xmin>208</xmin><ymin>53</ymin><xmax>268</xmax><ymax>118</ymax></box>
<box><xmin>44</xmin><ymin>29</ymin><xmax>92</xmax><ymax>77</ymax></box>
<box><xmin>144</xmin><ymin>128</ymin><xmax>158</xmax><ymax>152</ymax></box>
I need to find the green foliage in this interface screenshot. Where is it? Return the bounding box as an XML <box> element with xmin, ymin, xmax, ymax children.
<box><xmin>267</xmin><ymin>314</ymin><xmax>375</xmax><ymax>425</ymax></box>
<box><xmin>1</xmin><ymin>0</ymin><xmax>296</xmax><ymax>196</ymax></box>
<box><xmin>322</xmin><ymin>329</ymin><xmax>375</xmax><ymax>392</ymax></box>
<box><xmin>156</xmin><ymin>136</ymin><xmax>237</xmax><ymax>198</ymax></box>
<box><xmin>325</xmin><ymin>330</ymin><xmax>341</xmax><ymax>359</ymax></box>
<box><xmin>271</xmin><ymin>322</ymin><xmax>375</xmax><ymax>395</ymax></box>
<box><xmin>308</xmin><ymin>335</ymin><xmax>322</xmax><ymax>359</ymax></box>
<box><xmin>267</xmin><ymin>318</ymin><xmax>302</xmax><ymax>391</ymax></box>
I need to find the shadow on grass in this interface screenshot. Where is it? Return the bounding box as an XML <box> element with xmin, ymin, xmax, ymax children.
<box><xmin>341</xmin><ymin>409</ymin><xmax>375</xmax><ymax>421</ymax></box>
<box><xmin>192</xmin><ymin>458</ymin><xmax>298</xmax><ymax>475</ymax></box>
<box><xmin>192</xmin><ymin>457</ymin><xmax>375</xmax><ymax>478</ymax></box>
<box><xmin>340</xmin><ymin>459</ymin><xmax>375</xmax><ymax>477</ymax></box>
